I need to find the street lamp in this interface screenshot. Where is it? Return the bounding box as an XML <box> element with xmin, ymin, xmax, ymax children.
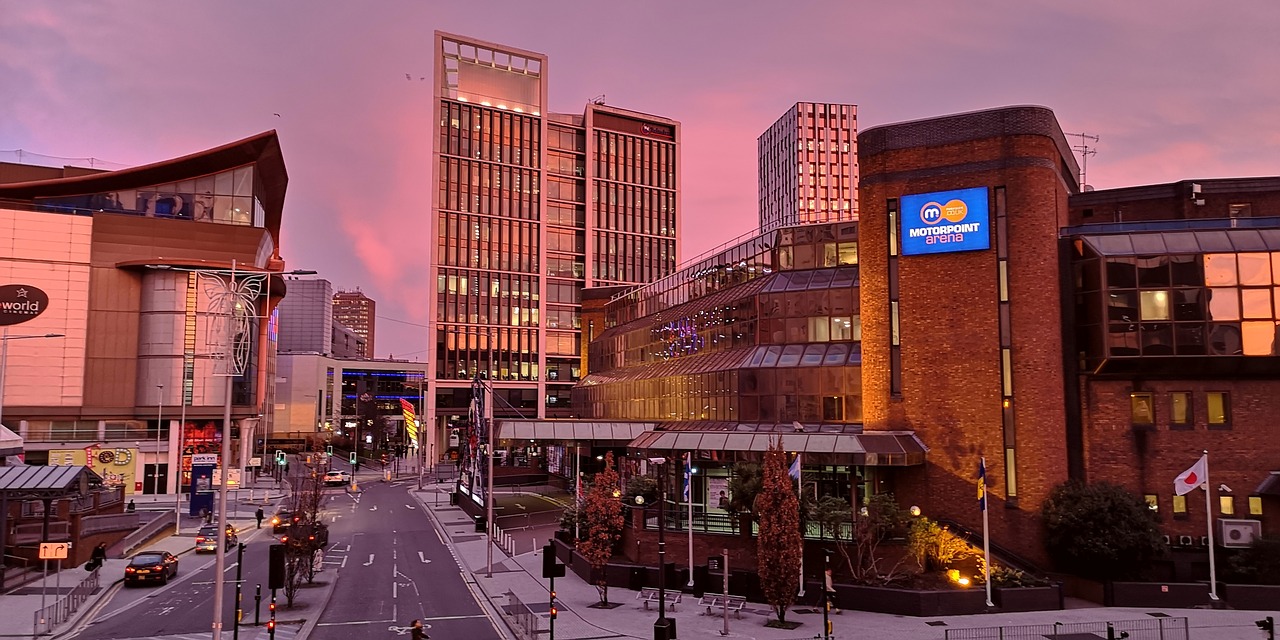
<box><xmin>647</xmin><ymin>456</ymin><xmax>674</xmax><ymax>640</ymax></box>
<box><xmin>146</xmin><ymin>261</ymin><xmax>314</xmax><ymax>640</ymax></box>
<box><xmin>155</xmin><ymin>384</ymin><xmax>164</xmax><ymax>495</ymax></box>
<box><xmin>0</xmin><ymin>330</ymin><xmax>66</xmax><ymax>429</ymax></box>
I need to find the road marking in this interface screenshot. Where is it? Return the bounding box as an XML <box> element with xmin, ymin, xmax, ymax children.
<box><xmin>363</xmin><ymin>554</ymin><xmax>375</xmax><ymax>566</ymax></box>
<box><xmin>392</xmin><ymin>580</ymin><xmax>397</xmax><ymax>599</ymax></box>
<box><xmin>514</xmin><ymin>502</ymin><xmax>527</xmax><ymax>510</ymax></box>
<box><xmin>341</xmin><ymin>556</ymin><xmax>348</xmax><ymax>568</ymax></box>
<box><xmin>418</xmin><ymin>551</ymin><xmax>432</xmax><ymax>564</ymax></box>
<box><xmin>405</xmin><ymin>504</ymin><xmax>416</xmax><ymax>510</ymax></box>
<box><xmin>369</xmin><ymin>505</ymin><xmax>377</xmax><ymax>511</ymax></box>
<box><xmin>315</xmin><ymin>619</ymin><xmax>396</xmax><ymax>627</ymax></box>
<box><xmin>158</xmin><ymin>606</ymin><xmax>174</xmax><ymax>616</ymax></box>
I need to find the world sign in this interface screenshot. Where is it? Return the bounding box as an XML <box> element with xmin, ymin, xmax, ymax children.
<box><xmin>0</xmin><ymin>284</ymin><xmax>49</xmax><ymax>326</ymax></box>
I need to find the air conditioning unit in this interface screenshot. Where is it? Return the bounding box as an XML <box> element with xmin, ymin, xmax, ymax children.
<box><xmin>1218</xmin><ymin>519</ymin><xmax>1263</xmax><ymax>548</ymax></box>
<box><xmin>1162</xmin><ymin>535</ymin><xmax>1172</xmax><ymax>546</ymax></box>
<box><xmin>1200</xmin><ymin>536</ymin><xmax>1210</xmax><ymax>547</ymax></box>
<box><xmin>1178</xmin><ymin>535</ymin><xmax>1194</xmax><ymax>546</ymax></box>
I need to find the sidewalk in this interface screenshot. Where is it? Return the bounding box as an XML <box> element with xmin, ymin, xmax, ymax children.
<box><xmin>0</xmin><ymin>493</ymin><xmax>297</xmax><ymax>639</ymax></box>
<box><xmin>413</xmin><ymin>484</ymin><xmax>1280</xmax><ymax>640</ymax></box>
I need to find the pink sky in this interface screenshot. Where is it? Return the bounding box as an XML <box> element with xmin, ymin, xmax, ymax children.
<box><xmin>3</xmin><ymin>2</ymin><xmax>1280</xmax><ymax>359</ymax></box>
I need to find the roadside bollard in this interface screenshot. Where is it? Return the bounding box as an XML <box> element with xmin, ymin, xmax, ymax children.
<box><xmin>254</xmin><ymin>584</ymin><xmax>261</xmax><ymax>626</ymax></box>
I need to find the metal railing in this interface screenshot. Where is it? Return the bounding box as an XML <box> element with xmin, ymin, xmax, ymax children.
<box><xmin>32</xmin><ymin>566</ymin><xmax>100</xmax><ymax>635</ymax></box>
<box><xmin>944</xmin><ymin>616</ymin><xmax>1189</xmax><ymax>640</ymax></box>
<box><xmin>503</xmin><ymin>590</ymin><xmax>541</xmax><ymax>640</ymax></box>
<box><xmin>80</xmin><ymin>512</ymin><xmax>140</xmax><ymax>536</ymax></box>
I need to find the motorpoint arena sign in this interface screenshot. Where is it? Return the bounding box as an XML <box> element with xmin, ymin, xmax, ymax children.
<box><xmin>900</xmin><ymin>187</ymin><xmax>990</xmax><ymax>256</ymax></box>
<box><xmin>0</xmin><ymin>284</ymin><xmax>49</xmax><ymax>326</ymax></box>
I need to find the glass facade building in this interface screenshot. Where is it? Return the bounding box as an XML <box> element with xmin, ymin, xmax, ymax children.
<box><xmin>428</xmin><ymin>32</ymin><xmax>680</xmax><ymax>429</ymax></box>
<box><xmin>758</xmin><ymin>102</ymin><xmax>858</xmax><ymax>233</ymax></box>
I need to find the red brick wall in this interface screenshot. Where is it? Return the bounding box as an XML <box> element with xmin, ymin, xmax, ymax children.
<box><xmin>859</xmin><ymin>107</ymin><xmax>1077</xmax><ymax>564</ymax></box>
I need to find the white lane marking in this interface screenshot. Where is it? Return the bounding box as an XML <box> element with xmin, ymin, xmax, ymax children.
<box><xmin>158</xmin><ymin>606</ymin><xmax>174</xmax><ymax>616</ymax></box>
<box><xmin>405</xmin><ymin>504</ymin><xmax>416</xmax><ymax>510</ymax></box>
<box><xmin>418</xmin><ymin>551</ymin><xmax>431</xmax><ymax>564</ymax></box>
<box><xmin>363</xmin><ymin>554</ymin><xmax>375</xmax><ymax>566</ymax></box>
<box><xmin>341</xmin><ymin>556</ymin><xmax>348</xmax><ymax>569</ymax></box>
<box><xmin>369</xmin><ymin>505</ymin><xmax>377</xmax><ymax>511</ymax></box>
<box><xmin>514</xmin><ymin>503</ymin><xmax>527</xmax><ymax>510</ymax></box>
<box><xmin>392</xmin><ymin>580</ymin><xmax>397</xmax><ymax>599</ymax></box>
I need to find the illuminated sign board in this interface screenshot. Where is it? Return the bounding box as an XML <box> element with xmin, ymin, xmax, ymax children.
<box><xmin>899</xmin><ymin>187</ymin><xmax>990</xmax><ymax>256</ymax></box>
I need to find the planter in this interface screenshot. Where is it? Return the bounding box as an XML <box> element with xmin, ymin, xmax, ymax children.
<box><xmin>831</xmin><ymin>584</ymin><xmax>988</xmax><ymax>616</ymax></box>
<box><xmin>994</xmin><ymin>584</ymin><xmax>1063</xmax><ymax>612</ymax></box>
<box><xmin>1105</xmin><ymin>581</ymin><xmax>1213</xmax><ymax>608</ymax></box>
<box><xmin>1221</xmin><ymin>583</ymin><xmax>1280</xmax><ymax>610</ymax></box>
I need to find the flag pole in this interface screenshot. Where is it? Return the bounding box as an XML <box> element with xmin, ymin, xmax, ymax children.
<box><xmin>981</xmin><ymin>456</ymin><xmax>993</xmax><ymax>607</ymax></box>
<box><xmin>1203</xmin><ymin>449</ymin><xmax>1219</xmax><ymax>601</ymax></box>
<box><xmin>797</xmin><ymin>452</ymin><xmax>805</xmax><ymax>598</ymax></box>
<box><xmin>686</xmin><ymin>451</ymin><xmax>695</xmax><ymax>588</ymax></box>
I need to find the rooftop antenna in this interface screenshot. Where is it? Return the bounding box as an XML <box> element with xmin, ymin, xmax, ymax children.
<box><xmin>1064</xmin><ymin>132</ymin><xmax>1099</xmax><ymax>191</ymax></box>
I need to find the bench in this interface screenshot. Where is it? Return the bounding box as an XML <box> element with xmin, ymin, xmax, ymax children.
<box><xmin>637</xmin><ymin>587</ymin><xmax>681</xmax><ymax>611</ymax></box>
<box><xmin>699</xmin><ymin>593</ymin><xmax>747</xmax><ymax>618</ymax></box>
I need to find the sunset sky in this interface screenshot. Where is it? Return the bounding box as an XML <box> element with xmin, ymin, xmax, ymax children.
<box><xmin>3</xmin><ymin>1</ymin><xmax>1279</xmax><ymax>359</ymax></box>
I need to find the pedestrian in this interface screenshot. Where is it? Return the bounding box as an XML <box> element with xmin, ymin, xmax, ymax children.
<box><xmin>410</xmin><ymin>619</ymin><xmax>427</xmax><ymax>639</ymax></box>
<box><xmin>126</xmin><ymin>499</ymin><xmax>136</xmax><ymax>513</ymax></box>
<box><xmin>255</xmin><ymin>507</ymin><xmax>264</xmax><ymax>529</ymax></box>
<box><xmin>89</xmin><ymin>541</ymin><xmax>107</xmax><ymax>571</ymax></box>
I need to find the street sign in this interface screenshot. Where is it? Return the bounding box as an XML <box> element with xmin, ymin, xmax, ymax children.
<box><xmin>39</xmin><ymin>542</ymin><xmax>69</xmax><ymax>560</ymax></box>
<box><xmin>707</xmin><ymin>556</ymin><xmax>723</xmax><ymax>572</ymax></box>
<box><xmin>249</xmin><ymin>457</ymin><xmax>262</xmax><ymax>467</ymax></box>
<box><xmin>192</xmin><ymin>454</ymin><xmax>219</xmax><ymax>465</ymax></box>
<box><xmin>212</xmin><ymin>468</ymin><xmax>243</xmax><ymax>487</ymax></box>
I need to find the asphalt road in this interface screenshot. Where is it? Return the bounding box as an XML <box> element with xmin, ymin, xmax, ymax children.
<box><xmin>308</xmin><ymin>477</ymin><xmax>502</xmax><ymax>640</ymax></box>
<box><xmin>74</xmin><ymin>522</ymin><xmax>278</xmax><ymax>639</ymax></box>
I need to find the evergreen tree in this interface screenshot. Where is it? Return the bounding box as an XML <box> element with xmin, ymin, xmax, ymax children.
<box><xmin>755</xmin><ymin>438</ymin><xmax>802</xmax><ymax>624</ymax></box>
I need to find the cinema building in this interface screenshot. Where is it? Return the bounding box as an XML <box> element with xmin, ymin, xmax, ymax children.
<box><xmin>0</xmin><ymin>131</ymin><xmax>292</xmax><ymax>501</ymax></box>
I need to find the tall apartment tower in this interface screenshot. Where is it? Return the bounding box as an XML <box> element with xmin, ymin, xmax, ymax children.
<box><xmin>332</xmin><ymin>289</ymin><xmax>375</xmax><ymax>358</ymax></box>
<box><xmin>758</xmin><ymin>102</ymin><xmax>859</xmax><ymax>233</ymax></box>
<box><xmin>276</xmin><ymin>278</ymin><xmax>334</xmax><ymax>354</ymax></box>
<box><xmin>429</xmin><ymin>31</ymin><xmax>679</xmax><ymax>430</ymax></box>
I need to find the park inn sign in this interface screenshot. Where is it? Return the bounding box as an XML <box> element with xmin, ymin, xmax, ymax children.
<box><xmin>0</xmin><ymin>284</ymin><xmax>49</xmax><ymax>326</ymax></box>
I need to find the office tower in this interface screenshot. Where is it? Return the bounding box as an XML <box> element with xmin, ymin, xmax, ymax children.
<box><xmin>276</xmin><ymin>278</ymin><xmax>334</xmax><ymax>355</ymax></box>
<box><xmin>429</xmin><ymin>31</ymin><xmax>679</xmax><ymax>429</ymax></box>
<box><xmin>332</xmin><ymin>288</ymin><xmax>375</xmax><ymax>358</ymax></box>
<box><xmin>758</xmin><ymin>102</ymin><xmax>858</xmax><ymax>233</ymax></box>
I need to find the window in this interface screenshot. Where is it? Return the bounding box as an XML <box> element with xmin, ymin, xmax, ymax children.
<box><xmin>1206</xmin><ymin>391</ymin><xmax>1230</xmax><ymax>428</ymax></box>
<box><xmin>1144</xmin><ymin>494</ymin><xmax>1159</xmax><ymax>512</ymax></box>
<box><xmin>1249</xmin><ymin>496</ymin><xmax>1264</xmax><ymax>515</ymax></box>
<box><xmin>1172</xmin><ymin>494</ymin><xmax>1187</xmax><ymax>516</ymax></box>
<box><xmin>1129</xmin><ymin>392</ymin><xmax>1155</xmax><ymax>427</ymax></box>
<box><xmin>822</xmin><ymin>396</ymin><xmax>844</xmax><ymax>421</ymax></box>
<box><xmin>1219</xmin><ymin>495</ymin><xmax>1235</xmax><ymax>515</ymax></box>
<box><xmin>1170</xmin><ymin>392</ymin><xmax>1192</xmax><ymax>429</ymax></box>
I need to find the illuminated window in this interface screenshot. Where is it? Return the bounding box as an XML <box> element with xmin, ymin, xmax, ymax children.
<box><xmin>1249</xmin><ymin>496</ymin><xmax>1264</xmax><ymax>515</ymax></box>
<box><xmin>1139</xmin><ymin>290</ymin><xmax>1170</xmax><ymax>320</ymax></box>
<box><xmin>1144</xmin><ymin>495</ymin><xmax>1159</xmax><ymax>512</ymax></box>
<box><xmin>1129</xmin><ymin>392</ymin><xmax>1155</xmax><ymax>427</ymax></box>
<box><xmin>1172</xmin><ymin>495</ymin><xmax>1187</xmax><ymax>515</ymax></box>
<box><xmin>1219</xmin><ymin>495</ymin><xmax>1235</xmax><ymax>515</ymax></box>
<box><xmin>1206</xmin><ymin>392</ymin><xmax>1230</xmax><ymax>427</ymax></box>
<box><xmin>1170</xmin><ymin>392</ymin><xmax>1192</xmax><ymax>428</ymax></box>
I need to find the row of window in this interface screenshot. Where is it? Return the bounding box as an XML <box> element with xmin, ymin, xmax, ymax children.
<box><xmin>441</xmin><ymin>101</ymin><xmax>539</xmax><ymax>168</ymax></box>
<box><xmin>1145</xmin><ymin>493</ymin><xmax>1264</xmax><ymax>517</ymax></box>
<box><xmin>595</xmin><ymin>183</ymin><xmax>677</xmax><ymax>238</ymax></box>
<box><xmin>435</xmin><ymin>270</ymin><xmax>540</xmax><ymax>327</ymax></box>
<box><xmin>595</xmin><ymin>130</ymin><xmax>676</xmax><ymax>189</ymax></box>
<box><xmin>437</xmin><ymin>158</ymin><xmax>540</xmax><ymax>220</ymax></box>
<box><xmin>437</xmin><ymin>212</ymin><xmax>540</xmax><ymax>273</ymax></box>
<box><xmin>594</xmin><ymin>232</ymin><xmax>677</xmax><ymax>285</ymax></box>
<box><xmin>434</xmin><ymin>326</ymin><xmax>540</xmax><ymax>381</ymax></box>
<box><xmin>1129</xmin><ymin>391</ymin><xmax>1231</xmax><ymax>428</ymax></box>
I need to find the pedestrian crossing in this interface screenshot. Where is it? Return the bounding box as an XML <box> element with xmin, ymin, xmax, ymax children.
<box><xmin>101</xmin><ymin>623</ymin><xmax>300</xmax><ymax>640</ymax></box>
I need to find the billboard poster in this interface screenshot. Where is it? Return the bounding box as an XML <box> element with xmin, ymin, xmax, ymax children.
<box><xmin>50</xmin><ymin>447</ymin><xmax>138</xmax><ymax>494</ymax></box>
<box><xmin>181</xmin><ymin>420</ymin><xmax>224</xmax><ymax>493</ymax></box>
<box><xmin>899</xmin><ymin>187</ymin><xmax>990</xmax><ymax>256</ymax></box>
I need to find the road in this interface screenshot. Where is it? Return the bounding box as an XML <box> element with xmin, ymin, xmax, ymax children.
<box><xmin>308</xmin><ymin>474</ymin><xmax>502</xmax><ymax>640</ymax></box>
<box><xmin>71</xmin><ymin>461</ymin><xmax>503</xmax><ymax>640</ymax></box>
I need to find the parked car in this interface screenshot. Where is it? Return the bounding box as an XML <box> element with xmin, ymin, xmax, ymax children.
<box><xmin>323</xmin><ymin>470</ymin><xmax>350</xmax><ymax>486</ymax></box>
<box><xmin>195</xmin><ymin>524</ymin><xmax>237</xmax><ymax>553</ymax></box>
<box><xmin>124</xmin><ymin>551</ymin><xmax>178</xmax><ymax>586</ymax></box>
<box><xmin>271</xmin><ymin>509</ymin><xmax>299</xmax><ymax>533</ymax></box>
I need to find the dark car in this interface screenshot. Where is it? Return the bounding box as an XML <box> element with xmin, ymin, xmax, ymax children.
<box><xmin>195</xmin><ymin>523</ymin><xmax>237</xmax><ymax>553</ymax></box>
<box><xmin>271</xmin><ymin>509</ymin><xmax>299</xmax><ymax>534</ymax></box>
<box><xmin>282</xmin><ymin>522</ymin><xmax>329</xmax><ymax>552</ymax></box>
<box><xmin>124</xmin><ymin>551</ymin><xmax>179</xmax><ymax>586</ymax></box>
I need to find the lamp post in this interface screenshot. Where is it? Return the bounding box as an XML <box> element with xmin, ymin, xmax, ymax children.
<box><xmin>648</xmin><ymin>456</ymin><xmax>673</xmax><ymax>640</ymax></box>
<box><xmin>155</xmin><ymin>384</ymin><xmax>164</xmax><ymax>495</ymax></box>
<box><xmin>174</xmin><ymin>383</ymin><xmax>187</xmax><ymax>535</ymax></box>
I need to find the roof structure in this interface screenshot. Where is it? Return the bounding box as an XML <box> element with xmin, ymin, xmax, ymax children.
<box><xmin>0</xmin><ymin>425</ymin><xmax>21</xmax><ymax>457</ymax></box>
<box><xmin>0</xmin><ymin>465</ymin><xmax>102</xmax><ymax>500</ymax></box>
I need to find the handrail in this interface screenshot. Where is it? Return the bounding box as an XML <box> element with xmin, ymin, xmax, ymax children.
<box><xmin>32</xmin><ymin>566</ymin><xmax>99</xmax><ymax>635</ymax></box>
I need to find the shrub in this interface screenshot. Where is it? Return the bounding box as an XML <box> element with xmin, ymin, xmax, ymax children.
<box><xmin>1225</xmin><ymin>535</ymin><xmax>1280</xmax><ymax>585</ymax></box>
<box><xmin>907</xmin><ymin>517</ymin><xmax>974</xmax><ymax>571</ymax></box>
<box><xmin>1041</xmin><ymin>481</ymin><xmax>1163</xmax><ymax>581</ymax></box>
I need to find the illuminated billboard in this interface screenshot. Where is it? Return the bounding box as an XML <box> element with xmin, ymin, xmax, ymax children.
<box><xmin>900</xmin><ymin>187</ymin><xmax>990</xmax><ymax>256</ymax></box>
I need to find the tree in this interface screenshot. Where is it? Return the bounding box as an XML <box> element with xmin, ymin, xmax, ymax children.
<box><xmin>576</xmin><ymin>452</ymin><xmax>624</xmax><ymax>605</ymax></box>
<box><xmin>755</xmin><ymin>438</ymin><xmax>802</xmax><ymax>625</ymax></box>
<box><xmin>726</xmin><ymin>462</ymin><xmax>762</xmax><ymax>515</ymax></box>
<box><xmin>842</xmin><ymin>492</ymin><xmax>908</xmax><ymax>585</ymax></box>
<box><xmin>1041</xmin><ymin>480</ymin><xmax>1164</xmax><ymax>581</ymax></box>
<box><xmin>282</xmin><ymin>468</ymin><xmax>328</xmax><ymax>606</ymax></box>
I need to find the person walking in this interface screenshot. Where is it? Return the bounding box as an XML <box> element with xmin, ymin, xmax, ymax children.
<box><xmin>410</xmin><ymin>619</ymin><xmax>427</xmax><ymax>639</ymax></box>
<box><xmin>255</xmin><ymin>507</ymin><xmax>264</xmax><ymax>529</ymax></box>
<box><xmin>89</xmin><ymin>542</ymin><xmax>107</xmax><ymax>571</ymax></box>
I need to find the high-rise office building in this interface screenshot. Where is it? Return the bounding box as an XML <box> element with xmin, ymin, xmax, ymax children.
<box><xmin>332</xmin><ymin>288</ymin><xmax>375</xmax><ymax>358</ymax></box>
<box><xmin>276</xmin><ymin>278</ymin><xmax>334</xmax><ymax>355</ymax></box>
<box><xmin>758</xmin><ymin>102</ymin><xmax>858</xmax><ymax>233</ymax></box>
<box><xmin>428</xmin><ymin>31</ymin><xmax>679</xmax><ymax>432</ymax></box>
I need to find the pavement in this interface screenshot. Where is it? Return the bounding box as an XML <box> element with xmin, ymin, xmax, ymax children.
<box><xmin>0</xmin><ymin>489</ymin><xmax>306</xmax><ymax>640</ymax></box>
<box><xmin>412</xmin><ymin>483</ymin><xmax>1280</xmax><ymax>640</ymax></box>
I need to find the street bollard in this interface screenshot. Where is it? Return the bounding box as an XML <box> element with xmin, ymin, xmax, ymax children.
<box><xmin>254</xmin><ymin>584</ymin><xmax>261</xmax><ymax>626</ymax></box>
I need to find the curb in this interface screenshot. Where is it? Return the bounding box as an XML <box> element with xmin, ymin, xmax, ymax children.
<box><xmin>292</xmin><ymin>550</ymin><xmax>343</xmax><ymax>640</ymax></box>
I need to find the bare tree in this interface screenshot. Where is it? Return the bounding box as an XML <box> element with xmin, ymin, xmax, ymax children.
<box><xmin>282</xmin><ymin>468</ymin><xmax>327</xmax><ymax>605</ymax></box>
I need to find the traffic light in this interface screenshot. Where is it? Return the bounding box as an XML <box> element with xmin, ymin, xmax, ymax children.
<box><xmin>275</xmin><ymin>450</ymin><xmax>285</xmax><ymax>466</ymax></box>
<box><xmin>326</xmin><ymin>445</ymin><xmax>333</xmax><ymax>456</ymax></box>
<box><xmin>542</xmin><ymin>544</ymin><xmax>565</xmax><ymax>578</ymax></box>
<box><xmin>349</xmin><ymin>451</ymin><xmax>357</xmax><ymax>465</ymax></box>
<box><xmin>1258</xmin><ymin>617</ymin><xmax>1275</xmax><ymax>640</ymax></box>
<box><xmin>549</xmin><ymin>590</ymin><xmax>558</xmax><ymax>620</ymax></box>
<box><xmin>268</xmin><ymin>544</ymin><xmax>285</xmax><ymax>590</ymax></box>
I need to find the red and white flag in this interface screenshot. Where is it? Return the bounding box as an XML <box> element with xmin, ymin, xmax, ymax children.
<box><xmin>1174</xmin><ymin>455</ymin><xmax>1208</xmax><ymax>496</ymax></box>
